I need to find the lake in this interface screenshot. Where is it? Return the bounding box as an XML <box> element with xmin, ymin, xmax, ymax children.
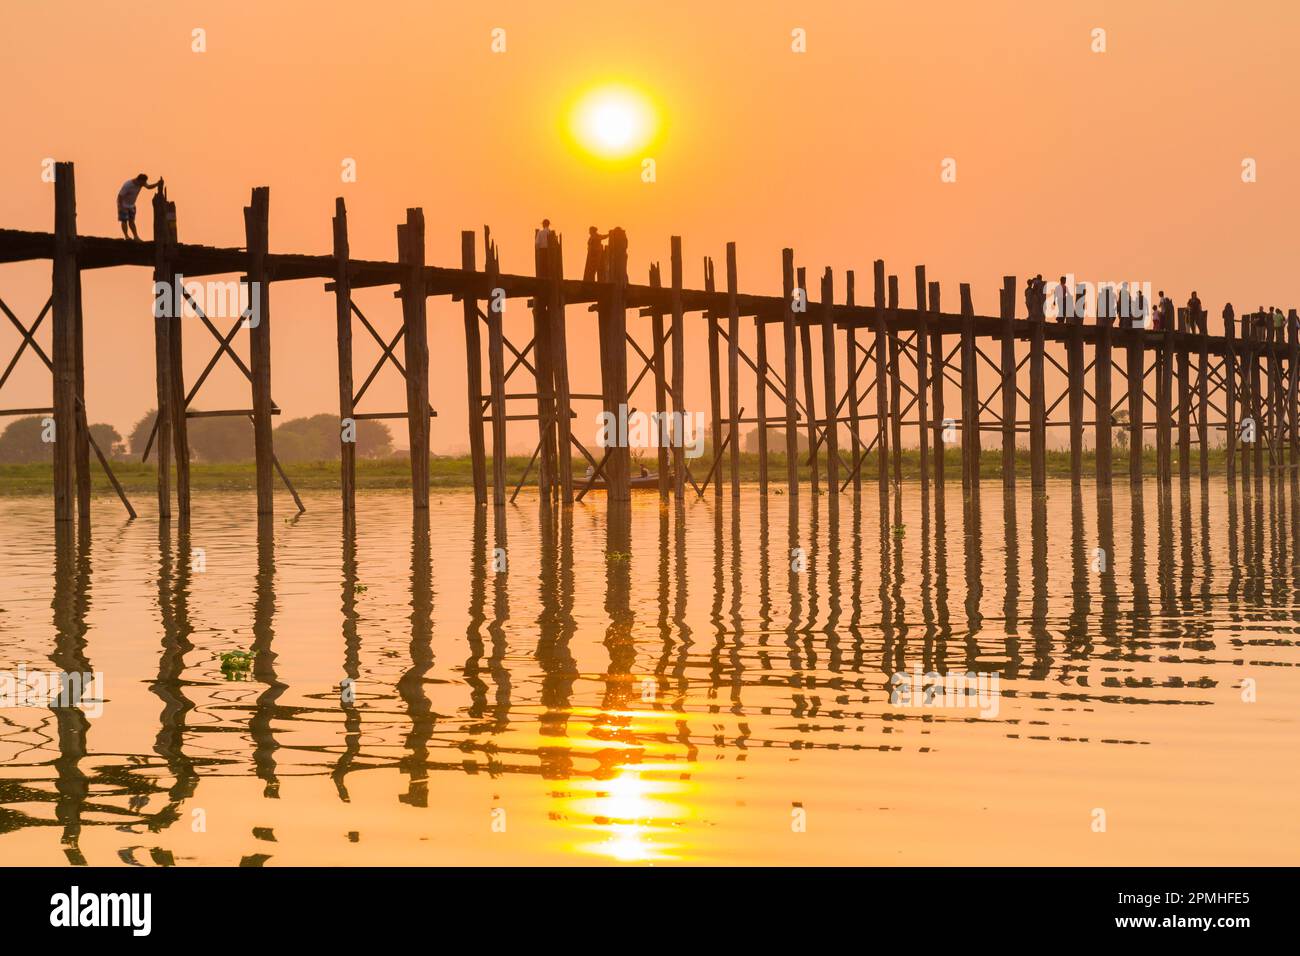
<box><xmin>0</xmin><ymin>477</ymin><xmax>1296</xmax><ymax>865</ymax></box>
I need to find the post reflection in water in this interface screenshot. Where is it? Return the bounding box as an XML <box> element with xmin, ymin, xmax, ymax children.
<box><xmin>0</xmin><ymin>475</ymin><xmax>1297</xmax><ymax>866</ymax></box>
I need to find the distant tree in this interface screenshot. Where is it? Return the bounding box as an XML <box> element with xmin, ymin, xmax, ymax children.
<box><xmin>128</xmin><ymin>409</ymin><xmax>393</xmax><ymax>463</ymax></box>
<box><xmin>190</xmin><ymin>415</ymin><xmax>253</xmax><ymax>462</ymax></box>
<box><xmin>744</xmin><ymin>427</ymin><xmax>808</xmax><ymax>454</ymax></box>
<box><xmin>0</xmin><ymin>415</ymin><xmax>122</xmax><ymax>463</ymax></box>
<box><xmin>0</xmin><ymin>415</ymin><xmax>51</xmax><ymax>463</ymax></box>
<box><xmin>273</xmin><ymin>413</ymin><xmax>393</xmax><ymax>462</ymax></box>
<box><xmin>128</xmin><ymin>408</ymin><xmax>253</xmax><ymax>462</ymax></box>
<box><xmin>88</xmin><ymin>423</ymin><xmax>124</xmax><ymax>459</ymax></box>
<box><xmin>127</xmin><ymin>410</ymin><xmax>156</xmax><ymax>459</ymax></box>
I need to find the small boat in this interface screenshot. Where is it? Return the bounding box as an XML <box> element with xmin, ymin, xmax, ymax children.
<box><xmin>583</xmin><ymin>471</ymin><xmax>662</xmax><ymax>490</ymax></box>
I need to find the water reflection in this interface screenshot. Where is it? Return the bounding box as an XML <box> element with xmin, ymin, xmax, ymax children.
<box><xmin>0</xmin><ymin>475</ymin><xmax>1297</xmax><ymax>865</ymax></box>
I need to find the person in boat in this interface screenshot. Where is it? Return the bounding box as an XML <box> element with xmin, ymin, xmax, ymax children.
<box><xmin>639</xmin><ymin>464</ymin><xmax>649</xmax><ymax>478</ymax></box>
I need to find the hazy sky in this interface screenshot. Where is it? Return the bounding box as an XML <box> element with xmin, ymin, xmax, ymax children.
<box><xmin>2</xmin><ymin>0</ymin><xmax>1298</xmax><ymax>452</ymax></box>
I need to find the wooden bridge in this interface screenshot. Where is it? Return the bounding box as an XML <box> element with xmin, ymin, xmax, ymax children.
<box><xmin>2</xmin><ymin>162</ymin><xmax>1293</xmax><ymax>540</ymax></box>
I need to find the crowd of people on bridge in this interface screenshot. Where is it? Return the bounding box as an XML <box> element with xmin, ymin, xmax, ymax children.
<box><xmin>534</xmin><ymin>219</ymin><xmax>628</xmax><ymax>284</ymax></box>
<box><xmin>1023</xmin><ymin>274</ymin><xmax>1294</xmax><ymax>343</ymax></box>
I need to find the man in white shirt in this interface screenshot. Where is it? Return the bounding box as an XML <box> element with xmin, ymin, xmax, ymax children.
<box><xmin>1053</xmin><ymin>276</ymin><xmax>1070</xmax><ymax>323</ymax></box>
<box><xmin>535</xmin><ymin>218</ymin><xmax>555</xmax><ymax>250</ymax></box>
<box><xmin>117</xmin><ymin>172</ymin><xmax>162</xmax><ymax>240</ymax></box>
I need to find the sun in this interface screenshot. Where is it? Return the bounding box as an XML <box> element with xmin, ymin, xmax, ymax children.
<box><xmin>569</xmin><ymin>84</ymin><xmax>657</xmax><ymax>160</ymax></box>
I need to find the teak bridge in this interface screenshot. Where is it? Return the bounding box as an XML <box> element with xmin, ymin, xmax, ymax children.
<box><xmin>1</xmin><ymin>163</ymin><xmax>1295</xmax><ymax>540</ymax></box>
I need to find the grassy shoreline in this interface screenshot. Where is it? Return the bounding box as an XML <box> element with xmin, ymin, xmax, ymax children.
<box><xmin>0</xmin><ymin>447</ymin><xmax>1250</xmax><ymax>497</ymax></box>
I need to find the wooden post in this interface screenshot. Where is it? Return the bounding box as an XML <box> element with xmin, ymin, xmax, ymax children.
<box><xmin>51</xmin><ymin>163</ymin><xmax>78</xmax><ymax>528</ymax></box>
<box><xmin>705</xmin><ymin>258</ymin><xmax>722</xmax><ymax>498</ymax></box>
<box><xmin>335</xmin><ymin>200</ymin><xmax>358</xmax><ymax>527</ymax></box>
<box><xmin>485</xmin><ymin>229</ymin><xmax>507</xmax><ymax>508</ymax></box>
<box><xmin>844</xmin><ymin>271</ymin><xmax>860</xmax><ymax>494</ymax></box>
<box><xmin>549</xmin><ymin>239</ymin><xmax>574</xmax><ymax>504</ymax></box>
<box><xmin>398</xmin><ymin>208</ymin><xmax>430</xmax><ymax>511</ymax></box>
<box><xmin>726</xmin><ymin>242</ymin><xmax>741</xmax><ymax>500</ymax></box>
<box><xmin>1029</xmin><ymin>295</ymin><xmax>1047</xmax><ymax>491</ymax></box>
<box><xmin>1127</xmin><ymin>309</ymin><xmax>1144</xmax><ymax>485</ymax></box>
<box><xmin>459</xmin><ymin>229</ymin><xmax>487</xmax><ymax>506</ymax></box>
<box><xmin>1067</xmin><ymin>291</ymin><xmax>1084</xmax><ymax>483</ymax></box>
<box><xmin>162</xmin><ymin>194</ymin><xmax>190</xmax><ymax>524</ymax></box>
<box><xmin>819</xmin><ymin>266</ymin><xmax>838</xmax><ymax>495</ymax></box>
<box><xmin>929</xmin><ymin>281</ymin><xmax>944</xmax><ymax>487</ymax></box>
<box><xmin>873</xmin><ymin>261</ymin><xmax>889</xmax><ymax>496</ymax></box>
<box><xmin>1242</xmin><ymin>316</ymin><xmax>1254</xmax><ymax>485</ymax></box>
<box><xmin>1177</xmin><ymin>308</ymin><xmax>1191</xmax><ymax>482</ymax></box>
<box><xmin>1225</xmin><ymin>308</ymin><xmax>1237</xmax><ymax>485</ymax></box>
<box><xmin>531</xmin><ymin>236</ymin><xmax>557</xmax><ymax>501</ymax></box>
<box><xmin>73</xmin><ymin>269</ymin><xmax>91</xmax><ymax>527</ymax></box>
<box><xmin>959</xmin><ymin>282</ymin><xmax>980</xmax><ymax>490</ymax></box>
<box><xmin>798</xmin><ymin>266</ymin><xmax>819</xmax><ymax>494</ymax></box>
<box><xmin>601</xmin><ymin>229</ymin><xmax>630</xmax><ymax>501</ymax></box>
<box><xmin>1250</xmin><ymin>315</ymin><xmax>1262</xmax><ymax>480</ymax></box>
<box><xmin>244</xmin><ymin>187</ymin><xmax>274</xmax><ymax>516</ymax></box>
<box><xmin>649</xmin><ymin>263</ymin><xmax>670</xmax><ymax>501</ymax></box>
<box><xmin>1288</xmin><ymin>310</ymin><xmax>1299</xmax><ymax>471</ymax></box>
<box><xmin>546</xmin><ymin>239</ymin><xmax>572</xmax><ymax>509</ymax></box>
<box><xmin>671</xmin><ymin>237</ymin><xmax>686</xmax><ymax>501</ymax></box>
<box><xmin>1095</xmin><ymin>286</ymin><xmax>1113</xmax><ymax>485</ymax></box>
<box><xmin>914</xmin><ymin>265</ymin><xmax>929</xmax><ymax>495</ymax></box>
<box><xmin>754</xmin><ymin>272</ymin><xmax>770</xmax><ymax>496</ymax></box>
<box><xmin>1197</xmin><ymin>308</ymin><xmax>1209</xmax><ymax>484</ymax></box>
<box><xmin>782</xmin><ymin>249</ymin><xmax>798</xmax><ymax>499</ymax></box>
<box><xmin>888</xmin><ymin>275</ymin><xmax>902</xmax><ymax>488</ymax></box>
<box><xmin>1157</xmin><ymin>318</ymin><xmax>1174</xmax><ymax>484</ymax></box>
<box><xmin>1000</xmin><ymin>276</ymin><xmax>1017</xmax><ymax>487</ymax></box>
<box><xmin>1268</xmin><ymin>313</ymin><xmax>1281</xmax><ymax>472</ymax></box>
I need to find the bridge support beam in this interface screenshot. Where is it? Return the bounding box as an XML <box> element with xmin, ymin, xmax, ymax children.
<box><xmin>244</xmin><ymin>187</ymin><xmax>275</xmax><ymax>516</ymax></box>
<box><xmin>334</xmin><ymin>200</ymin><xmax>358</xmax><ymax>529</ymax></box>
<box><xmin>398</xmin><ymin>208</ymin><xmax>430</xmax><ymax>511</ymax></box>
<box><xmin>1000</xmin><ymin>277</ymin><xmax>1017</xmax><ymax>488</ymax></box>
<box><xmin>51</xmin><ymin>163</ymin><xmax>78</xmax><ymax>532</ymax></box>
<box><xmin>929</xmin><ymin>281</ymin><xmax>944</xmax><ymax>488</ymax></box>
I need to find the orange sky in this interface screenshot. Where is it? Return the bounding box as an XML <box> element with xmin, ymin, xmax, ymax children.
<box><xmin>2</xmin><ymin>0</ymin><xmax>1299</xmax><ymax>453</ymax></box>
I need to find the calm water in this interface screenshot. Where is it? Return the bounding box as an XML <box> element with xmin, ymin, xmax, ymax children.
<box><xmin>1</xmin><ymin>478</ymin><xmax>1297</xmax><ymax>866</ymax></box>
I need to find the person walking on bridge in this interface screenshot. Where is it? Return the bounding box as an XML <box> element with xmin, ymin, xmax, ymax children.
<box><xmin>1052</xmin><ymin>276</ymin><xmax>1070</xmax><ymax>323</ymax></box>
<box><xmin>1187</xmin><ymin>291</ymin><xmax>1204</xmax><ymax>334</ymax></box>
<box><xmin>583</xmin><ymin>226</ymin><xmax>608</xmax><ymax>282</ymax></box>
<box><xmin>117</xmin><ymin>172</ymin><xmax>162</xmax><ymax>240</ymax></box>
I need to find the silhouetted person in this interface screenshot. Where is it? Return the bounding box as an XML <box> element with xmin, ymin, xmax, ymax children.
<box><xmin>1053</xmin><ymin>276</ymin><xmax>1069</xmax><ymax>323</ymax></box>
<box><xmin>1034</xmin><ymin>274</ymin><xmax>1047</xmax><ymax>321</ymax></box>
<box><xmin>1135</xmin><ymin>289</ymin><xmax>1148</xmax><ymax>329</ymax></box>
<box><xmin>535</xmin><ymin>218</ymin><xmax>555</xmax><ymax>250</ymax></box>
<box><xmin>583</xmin><ymin>226</ymin><xmax>608</xmax><ymax>283</ymax></box>
<box><xmin>1223</xmin><ymin>302</ymin><xmax>1235</xmax><ymax>337</ymax></box>
<box><xmin>1187</xmin><ymin>291</ymin><xmax>1203</xmax><ymax>333</ymax></box>
<box><xmin>1117</xmin><ymin>282</ymin><xmax>1132</xmax><ymax>326</ymax></box>
<box><xmin>117</xmin><ymin>172</ymin><xmax>161</xmax><ymax>240</ymax></box>
<box><xmin>1098</xmin><ymin>284</ymin><xmax>1115</xmax><ymax>325</ymax></box>
<box><xmin>1023</xmin><ymin>277</ymin><xmax>1035</xmax><ymax>318</ymax></box>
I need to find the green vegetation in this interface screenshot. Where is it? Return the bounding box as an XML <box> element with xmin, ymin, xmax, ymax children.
<box><xmin>219</xmin><ymin>650</ymin><xmax>255</xmax><ymax>681</ymax></box>
<box><xmin>0</xmin><ymin>446</ymin><xmax>1250</xmax><ymax>498</ymax></box>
